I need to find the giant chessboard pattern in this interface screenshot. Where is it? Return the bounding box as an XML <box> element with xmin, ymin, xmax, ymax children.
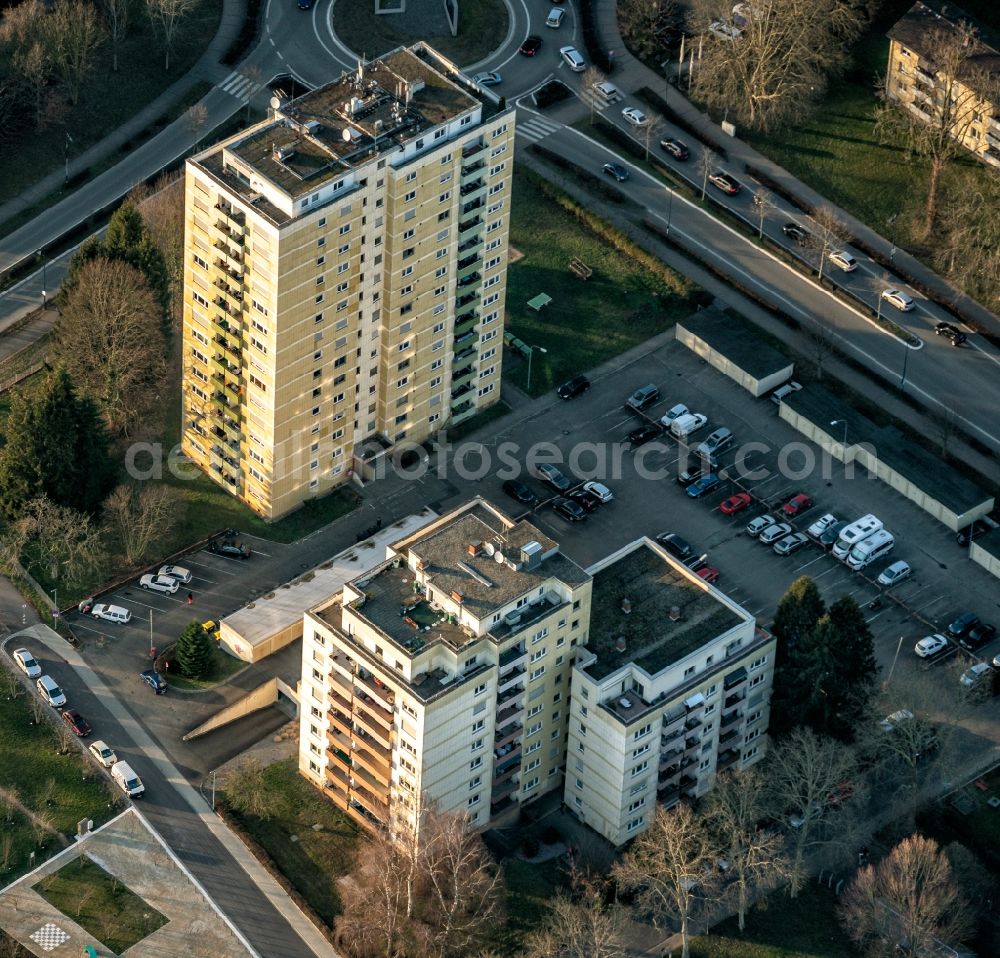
<box><xmin>29</xmin><ymin>922</ymin><xmax>70</xmax><ymax>951</ymax></box>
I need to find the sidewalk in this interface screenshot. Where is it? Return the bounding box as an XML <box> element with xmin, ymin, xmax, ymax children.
<box><xmin>596</xmin><ymin>8</ymin><xmax>1000</xmax><ymax>337</ymax></box>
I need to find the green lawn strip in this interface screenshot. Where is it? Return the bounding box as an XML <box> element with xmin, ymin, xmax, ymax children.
<box><xmin>222</xmin><ymin>758</ymin><xmax>360</xmax><ymax>927</ymax></box>
<box><xmin>483</xmin><ymin>857</ymin><xmax>567</xmax><ymax>955</ymax></box>
<box><xmin>504</xmin><ymin>168</ymin><xmax>699</xmax><ymax>397</ymax></box>
<box><xmin>446</xmin><ymin>400</ymin><xmax>512</xmax><ymax>442</ymax></box>
<box><xmin>0</xmin><ymin>669</ymin><xmax>117</xmax><ymax>883</ymax></box>
<box><xmin>332</xmin><ymin>0</ymin><xmax>508</xmax><ymax>66</ymax></box>
<box><xmin>689</xmin><ymin>885</ymin><xmax>855</xmax><ymax>958</ymax></box>
<box><xmin>0</xmin><ymin>1</ymin><xmax>222</xmax><ymax>211</ymax></box>
<box><xmin>34</xmin><ymin>855</ymin><xmax>167</xmax><ymax>954</ymax></box>
<box><xmin>161</xmin><ymin>643</ymin><xmax>247</xmax><ymax>690</ymax></box>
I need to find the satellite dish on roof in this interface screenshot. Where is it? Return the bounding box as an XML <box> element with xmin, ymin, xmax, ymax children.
<box><xmin>269</xmin><ymin>96</ymin><xmax>281</xmax><ymax>111</ymax></box>
<box><xmin>494</xmin><ymin>550</ymin><xmax>505</xmax><ymax>564</ymax></box>
<box><xmin>483</xmin><ymin>542</ymin><xmax>495</xmax><ymax>557</ymax></box>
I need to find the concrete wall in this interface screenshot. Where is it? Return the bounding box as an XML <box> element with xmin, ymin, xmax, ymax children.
<box><xmin>676</xmin><ymin>324</ymin><xmax>793</xmax><ymax>398</ymax></box>
<box><xmin>220</xmin><ymin>619</ymin><xmax>302</xmax><ymax>663</ymax></box>
<box><xmin>970</xmin><ymin>539</ymin><xmax>1000</xmax><ymax>582</ymax></box>
<box><xmin>183</xmin><ymin>678</ymin><xmax>281</xmax><ymax>740</ymax></box>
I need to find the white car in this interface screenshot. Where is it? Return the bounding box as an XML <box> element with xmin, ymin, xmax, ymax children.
<box><xmin>807</xmin><ymin>513</ymin><xmax>839</xmax><ymax>538</ymax></box>
<box><xmin>914</xmin><ymin>634</ymin><xmax>949</xmax><ymax>658</ymax></box>
<box><xmin>560</xmin><ymin>46</ymin><xmax>586</xmax><ymax>72</ymax></box>
<box><xmin>583</xmin><ymin>481</ymin><xmax>613</xmax><ymax>503</ymax></box>
<box><xmin>88</xmin><ymin>740</ymin><xmax>118</xmax><ymax>768</ymax></box>
<box><xmin>879</xmin><ymin>708</ymin><xmax>914</xmax><ymax>732</ymax></box>
<box><xmin>745</xmin><ymin>514</ymin><xmax>775</xmax><ymax>538</ymax></box>
<box><xmin>622</xmin><ymin>107</ymin><xmax>650</xmax><ymax>128</ymax></box>
<box><xmin>12</xmin><ymin>647</ymin><xmax>41</xmax><ymax>679</ymax></box>
<box><xmin>876</xmin><ymin>560</ymin><xmax>912</xmax><ymax>587</ymax></box>
<box><xmin>709</xmin><ymin>20</ymin><xmax>743</xmax><ymax>40</ymax></box>
<box><xmin>593</xmin><ymin>80</ymin><xmax>620</xmax><ymax>103</ymax></box>
<box><xmin>546</xmin><ymin>7</ymin><xmax>564</xmax><ymax>27</ymax></box>
<box><xmin>960</xmin><ymin>662</ymin><xmax>994</xmax><ymax>688</ymax></box>
<box><xmin>828</xmin><ymin>250</ymin><xmax>857</xmax><ymax>272</ymax></box>
<box><xmin>759</xmin><ymin>522</ymin><xmax>793</xmax><ymax>545</ymax></box>
<box><xmin>660</xmin><ymin>403</ymin><xmax>689</xmax><ymax>427</ymax></box>
<box><xmin>91</xmin><ymin>604</ymin><xmax>132</xmax><ymax>624</ymax></box>
<box><xmin>159</xmin><ymin>565</ymin><xmax>192</xmax><ymax>584</ymax></box>
<box><xmin>140</xmin><ymin>574</ymin><xmax>179</xmax><ymax>594</ymax></box>
<box><xmin>882</xmin><ymin>288</ymin><xmax>915</xmax><ymax>311</ymax></box>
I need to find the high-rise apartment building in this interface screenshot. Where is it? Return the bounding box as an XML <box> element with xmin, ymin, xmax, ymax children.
<box><xmin>181</xmin><ymin>45</ymin><xmax>514</xmax><ymax>519</ymax></box>
<box><xmin>297</xmin><ymin>498</ymin><xmax>775</xmax><ymax>845</ymax></box>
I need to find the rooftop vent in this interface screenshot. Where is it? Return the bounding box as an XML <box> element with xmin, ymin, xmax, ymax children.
<box><xmin>273</xmin><ymin>145</ymin><xmax>296</xmax><ymax>163</ymax></box>
<box><xmin>614</xmin><ymin>636</ymin><xmax>626</xmax><ymax>652</ymax></box>
<box><xmin>503</xmin><ymin>609</ymin><xmax>522</xmax><ymax>627</ymax></box>
<box><xmin>520</xmin><ymin>540</ymin><xmax>543</xmax><ymax>570</ymax></box>
<box><xmin>467</xmin><ymin>542</ymin><xmax>483</xmax><ymax>557</ymax></box>
<box><xmin>450</xmin><ymin>590</ymin><xmax>464</xmax><ymax>604</ymax></box>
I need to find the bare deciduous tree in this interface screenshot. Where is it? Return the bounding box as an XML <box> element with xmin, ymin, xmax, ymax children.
<box><xmin>706</xmin><ymin>769</ymin><xmax>790</xmax><ymax>931</ymax></box>
<box><xmin>689</xmin><ymin>0</ymin><xmax>867</xmax><ymax>131</ymax></box>
<box><xmin>619</xmin><ymin>0</ymin><xmax>683</xmax><ymax>61</ymax></box>
<box><xmin>582</xmin><ymin>65</ymin><xmax>605</xmax><ymax>124</ymax></box>
<box><xmin>766</xmin><ymin>727</ymin><xmax>858</xmax><ymax>897</ymax></box>
<box><xmin>697</xmin><ymin>146</ymin><xmax>716</xmax><ymax>200</ymax></box>
<box><xmin>523</xmin><ymin>871</ymin><xmax>627</xmax><ymax>958</ymax></box>
<box><xmin>52</xmin><ymin>256</ymin><xmax>166</xmax><ymax>436</ymax></box>
<box><xmin>807</xmin><ymin>206</ymin><xmax>848</xmax><ymax>283</ymax></box>
<box><xmin>56</xmin><ymin>721</ymin><xmax>76</xmax><ymax>755</ymax></box>
<box><xmin>130</xmin><ymin>174</ymin><xmax>186</xmax><ymax>326</ymax></box>
<box><xmin>103</xmin><ymin>483</ymin><xmax>175</xmax><ymax>566</ymax></box>
<box><xmin>839</xmin><ymin>835</ymin><xmax>971</xmax><ymax>957</ymax></box>
<box><xmin>805</xmin><ymin>320</ymin><xmax>836</xmax><ymax>381</ymax></box>
<box><xmin>101</xmin><ymin>0</ymin><xmax>129</xmax><ymax>72</ymax></box>
<box><xmin>613</xmin><ymin>803</ymin><xmax>720</xmax><ymax>958</ymax></box>
<box><xmin>752</xmin><ymin>187</ymin><xmax>773</xmax><ymax>239</ymax></box>
<box><xmin>17</xmin><ymin>497</ymin><xmax>106</xmax><ymax>588</ymax></box>
<box><xmin>221</xmin><ymin>758</ymin><xmax>280</xmax><ymax>821</ymax></box>
<box><xmin>145</xmin><ymin>0</ymin><xmax>198</xmax><ymax>71</ymax></box>
<box><xmin>47</xmin><ymin>0</ymin><xmax>105</xmax><ymax>106</ymax></box>
<box><xmin>935</xmin><ymin>171</ymin><xmax>1000</xmax><ymax>305</ymax></box>
<box><xmin>875</xmin><ymin>19</ymin><xmax>999</xmax><ymax>238</ymax></box>
<box><xmin>185</xmin><ymin>101</ymin><xmax>209</xmax><ymax>137</ymax></box>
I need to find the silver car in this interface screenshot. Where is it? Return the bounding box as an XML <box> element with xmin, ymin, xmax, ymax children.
<box><xmin>746</xmin><ymin>514</ymin><xmax>775</xmax><ymax>538</ymax></box>
<box><xmin>876</xmin><ymin>560</ymin><xmax>912</xmax><ymax>587</ymax></box>
<box><xmin>773</xmin><ymin>532</ymin><xmax>809</xmax><ymax>555</ymax></box>
<box><xmin>759</xmin><ymin>522</ymin><xmax>793</xmax><ymax>545</ymax></box>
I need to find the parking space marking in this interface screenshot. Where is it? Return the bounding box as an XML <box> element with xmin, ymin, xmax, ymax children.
<box><xmin>913</xmin><ymin>593</ymin><xmax>950</xmax><ymax>615</ymax></box>
<box><xmin>606</xmin><ymin>416</ymin><xmax>636</xmax><ymax>432</ymax></box>
<box><xmin>792</xmin><ymin>554</ymin><xmax>826</xmax><ymax>573</ymax></box>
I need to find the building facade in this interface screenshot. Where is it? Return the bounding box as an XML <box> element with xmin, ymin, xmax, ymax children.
<box><xmin>886</xmin><ymin>1</ymin><xmax>1000</xmax><ymax>170</ymax></box>
<box><xmin>181</xmin><ymin>45</ymin><xmax>514</xmax><ymax>519</ymax></box>
<box><xmin>297</xmin><ymin>499</ymin><xmax>774</xmax><ymax>845</ymax></box>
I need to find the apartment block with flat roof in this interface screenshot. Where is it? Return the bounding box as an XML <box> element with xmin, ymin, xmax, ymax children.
<box><xmin>565</xmin><ymin>540</ymin><xmax>775</xmax><ymax>846</ymax></box>
<box><xmin>298</xmin><ymin>499</ymin><xmax>592</xmax><ymax>833</ymax></box>
<box><xmin>181</xmin><ymin>44</ymin><xmax>514</xmax><ymax>519</ymax></box>
<box><xmin>886</xmin><ymin>1</ymin><xmax>1000</xmax><ymax>170</ymax></box>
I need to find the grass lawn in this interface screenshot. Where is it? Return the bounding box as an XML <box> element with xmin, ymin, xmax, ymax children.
<box><xmin>690</xmin><ymin>885</ymin><xmax>856</xmax><ymax>958</ymax></box>
<box><xmin>223</xmin><ymin>758</ymin><xmax>360</xmax><ymax>927</ymax></box>
<box><xmin>35</xmin><ymin>855</ymin><xmax>167</xmax><ymax>954</ymax></box>
<box><xmin>0</xmin><ymin>667</ymin><xmax>117</xmax><ymax>883</ymax></box>
<box><xmin>484</xmin><ymin>857</ymin><xmax>567</xmax><ymax>955</ymax></box>
<box><xmin>0</xmin><ymin>0</ymin><xmax>222</xmax><ymax>212</ymax></box>
<box><xmin>332</xmin><ymin>0</ymin><xmax>507</xmax><ymax>67</ymax></box>
<box><xmin>505</xmin><ymin>169</ymin><xmax>700</xmax><ymax>397</ymax></box>
<box><xmin>161</xmin><ymin>642</ymin><xmax>247</xmax><ymax>691</ymax></box>
<box><xmin>446</xmin><ymin>400</ymin><xmax>512</xmax><ymax>442</ymax></box>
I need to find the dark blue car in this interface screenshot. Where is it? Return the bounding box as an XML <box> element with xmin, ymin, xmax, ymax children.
<box><xmin>140</xmin><ymin>669</ymin><xmax>167</xmax><ymax>694</ymax></box>
<box><xmin>686</xmin><ymin>473</ymin><xmax>721</xmax><ymax>499</ymax></box>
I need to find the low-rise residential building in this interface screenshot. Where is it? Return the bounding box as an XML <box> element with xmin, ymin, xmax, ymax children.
<box><xmin>297</xmin><ymin>499</ymin><xmax>774</xmax><ymax>844</ymax></box>
<box><xmin>886</xmin><ymin>1</ymin><xmax>1000</xmax><ymax>170</ymax></box>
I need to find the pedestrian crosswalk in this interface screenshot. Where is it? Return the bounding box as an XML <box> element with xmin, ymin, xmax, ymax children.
<box><xmin>516</xmin><ymin>116</ymin><xmax>561</xmax><ymax>144</ymax></box>
<box><xmin>220</xmin><ymin>71</ymin><xmax>264</xmax><ymax>102</ymax></box>
<box><xmin>579</xmin><ymin>89</ymin><xmax>616</xmax><ymax>115</ymax></box>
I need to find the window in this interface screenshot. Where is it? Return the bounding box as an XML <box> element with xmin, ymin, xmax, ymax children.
<box><xmin>469</xmin><ymin>776</ymin><xmax>481</xmax><ymax>789</ymax></box>
<box><xmin>749</xmin><ymin>673</ymin><xmax>766</xmax><ymax>689</ymax></box>
<box><xmin>628</xmin><ymin>797</ymin><xmax>646</xmax><ymax>812</ymax></box>
<box><xmin>750</xmin><ymin>655</ymin><xmax>768</xmax><ymax>671</ymax></box>
<box><xmin>526</xmin><ymin>721</ymin><xmax>543</xmax><ymax>736</ymax></box>
<box><xmin>632</xmin><ymin>742</ymin><xmax>650</xmax><ymax>758</ymax></box>
<box><xmin>472</xmin><ymin>718</ymin><xmax>485</xmax><ymax>732</ymax></box>
<box><xmin>470</xmin><ymin>755</ymin><xmax>482</xmax><ymax>770</ymax></box>
<box><xmin>522</xmin><ymin>777</ymin><xmax>539</xmax><ymax>793</ymax></box>
<box><xmin>471</xmin><ymin>738</ymin><xmax>484</xmax><ymax>751</ymax></box>
<box><xmin>634</xmin><ymin>723</ymin><xmax>652</xmax><ymax>740</ymax></box>
<box><xmin>468</xmin><ymin>794</ymin><xmax>480</xmax><ymax>807</ymax></box>
<box><xmin>530</xmin><ymin>648</ymin><xmax>546</xmax><ymax>663</ymax></box>
<box><xmin>529</xmin><ymin>665</ymin><xmax>545</xmax><ymax>681</ymax></box>
<box><xmin>627</xmin><ymin>816</ymin><xmax>645</xmax><ymax>833</ymax></box>
<box><xmin>439</xmin><ymin>191</ymin><xmax>451</xmax><ymax>203</ymax></box>
<box><xmin>631</xmin><ymin>760</ymin><xmax>649</xmax><ymax>778</ymax></box>
<box><xmin>405</xmin><ymin>170</ymin><xmax>417</xmax><ymax>182</ymax></box>
<box><xmin>404</xmin><ymin>190</ymin><xmax>416</xmax><ymax>202</ymax></box>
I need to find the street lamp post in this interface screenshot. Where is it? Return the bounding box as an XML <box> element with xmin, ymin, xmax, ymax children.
<box><xmin>38</xmin><ymin>249</ymin><xmax>46</xmax><ymax>308</ymax></box>
<box><xmin>830</xmin><ymin>419</ymin><xmax>848</xmax><ymax>452</ymax></box>
<box><xmin>666</xmin><ymin>185</ymin><xmax>674</xmax><ymax>234</ymax></box>
<box><xmin>900</xmin><ymin>342</ymin><xmax>909</xmax><ymax>389</ymax></box>
<box><xmin>526</xmin><ymin>344</ymin><xmax>548</xmax><ymax>394</ymax></box>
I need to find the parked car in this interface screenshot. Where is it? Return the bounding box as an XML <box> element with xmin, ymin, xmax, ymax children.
<box><xmin>209</xmin><ymin>539</ymin><xmax>252</xmax><ymax>559</ymax></box>
<box><xmin>159</xmin><ymin>564</ymin><xmax>192</xmax><ymax>583</ymax></box>
<box><xmin>697</xmin><ymin>566</ymin><xmax>721</xmax><ymax>583</ymax></box>
<box><xmin>687</xmin><ymin>474</ymin><xmax>721</xmax><ymax>499</ymax></box>
<box><xmin>626</xmin><ymin>384</ymin><xmax>660</xmax><ymax>411</ymax></box>
<box><xmin>960</xmin><ymin>662</ymin><xmax>995</xmax><ymax>689</ymax></box>
<box><xmin>624</xmin><ymin>424</ymin><xmax>662</xmax><ymax>449</ymax></box>
<box><xmin>621</xmin><ymin>107</ymin><xmax>650</xmax><ymax>128</ymax></box>
<box><xmin>90</xmin><ymin>604</ymin><xmax>132</xmax><ymax>624</ymax></box>
<box><xmin>782</xmin><ymin>222</ymin><xmax>810</xmax><ymax>245</ymax></box>
<box><xmin>759</xmin><ymin>522</ymin><xmax>793</xmax><ymax>544</ymax></box>
<box><xmin>36</xmin><ymin>675</ymin><xmax>66</xmax><ymax>707</ymax></box>
<box><xmin>660</xmin><ymin>403</ymin><xmax>689</xmax><ymax>426</ymax></box>
<box><xmin>568</xmin><ymin>489</ymin><xmax>601</xmax><ymax>512</ymax></box>
<box><xmin>552</xmin><ymin>497</ymin><xmax>586</xmax><ymax>522</ymax></box>
<box><xmin>881</xmin><ymin>288</ymin><xmax>915</xmax><ymax>311</ymax></box>
<box><xmin>676</xmin><ymin>464</ymin><xmax>706</xmax><ymax>487</ymax></box>
<box><xmin>782</xmin><ymin>493</ymin><xmax>814</xmax><ymax>517</ymax></box>
<box><xmin>819</xmin><ymin>520</ymin><xmax>849</xmax><ymax>550</ymax></box>
<box><xmin>934</xmin><ymin>322</ymin><xmax>967</xmax><ymax>346</ymax></box>
<box><xmin>502</xmin><ymin>479</ymin><xmax>538</xmax><ymax>506</ymax></box>
<box><xmin>12</xmin><ymin>647</ymin><xmax>41</xmax><ymax>679</ymax></box>
<box><xmin>140</xmin><ymin>669</ymin><xmax>167</xmax><ymax>694</ymax></box>
<box><xmin>473</xmin><ymin>71</ymin><xmax>502</xmax><ymax>86</ymax></box>
<box><xmin>708</xmin><ymin>171</ymin><xmax>741</xmax><ymax>194</ymax></box>
<box><xmin>947</xmin><ymin>611</ymin><xmax>981</xmax><ymax>639</ymax></box>
<box><xmin>518</xmin><ymin>35</ymin><xmax>542</xmax><ymax>55</ymax></box>
<box><xmin>603</xmin><ymin>162</ymin><xmax>629</xmax><ymax>182</ymax></box>
<box><xmin>956</xmin><ymin>520</ymin><xmax>991</xmax><ymax>546</ymax></box>
<box><xmin>914</xmin><ymin>634</ymin><xmax>949</xmax><ymax>658</ymax></box>
<box><xmin>879</xmin><ymin>708</ymin><xmax>914</xmax><ymax>732</ymax></box>
<box><xmin>670</xmin><ymin>412</ymin><xmax>708</xmax><ymax>439</ymax></box>
<box><xmin>774</xmin><ymin>532</ymin><xmax>810</xmax><ymax>556</ymax></box>
<box><xmin>656</xmin><ymin>532</ymin><xmax>693</xmax><ymax>561</ymax></box>
<box><xmin>720</xmin><ymin>493</ymin><xmax>752</xmax><ymax>516</ymax></box>
<box><xmin>582</xmin><ymin>481</ymin><xmax>613</xmax><ymax>503</ymax></box>
<box><xmin>876</xmin><ymin>560</ymin><xmax>912</xmax><ymax>587</ymax></box>
<box><xmin>746</xmin><ymin>514</ymin><xmax>776</xmax><ymax>538</ymax></box>
<box><xmin>771</xmin><ymin>381</ymin><xmax>802</xmax><ymax>405</ymax></box>
<box><xmin>557</xmin><ymin>375</ymin><xmax>590</xmax><ymax>400</ymax></box>
<box><xmin>593</xmin><ymin>80</ymin><xmax>620</xmax><ymax>103</ymax></box>
<box><xmin>88</xmin><ymin>740</ymin><xmax>117</xmax><ymax>768</ymax></box>
<box><xmin>827</xmin><ymin>250</ymin><xmax>857</xmax><ymax>272</ymax></box>
<box><xmin>959</xmin><ymin>622</ymin><xmax>997</xmax><ymax>652</ymax></box>
<box><xmin>533</xmin><ymin>463</ymin><xmax>572</xmax><ymax>493</ymax></box>
<box><xmin>62</xmin><ymin>709</ymin><xmax>92</xmax><ymax>737</ymax></box>
<box><xmin>660</xmin><ymin>138</ymin><xmax>689</xmax><ymax>160</ymax></box>
<box><xmin>695</xmin><ymin>427</ymin><xmax>734</xmax><ymax>459</ymax></box>
<box><xmin>140</xmin><ymin>573</ymin><xmax>179</xmax><ymax>594</ymax></box>
<box><xmin>807</xmin><ymin>513</ymin><xmax>839</xmax><ymax>538</ymax></box>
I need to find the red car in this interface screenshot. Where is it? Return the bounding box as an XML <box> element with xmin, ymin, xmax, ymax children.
<box><xmin>782</xmin><ymin>493</ymin><xmax>813</xmax><ymax>517</ymax></box>
<box><xmin>62</xmin><ymin>709</ymin><xmax>92</xmax><ymax>737</ymax></box>
<box><xmin>697</xmin><ymin>566</ymin><xmax>720</xmax><ymax>583</ymax></box>
<box><xmin>719</xmin><ymin>493</ymin><xmax>752</xmax><ymax>516</ymax></box>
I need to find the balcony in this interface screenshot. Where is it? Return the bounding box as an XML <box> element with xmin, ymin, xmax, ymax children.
<box><xmin>454</xmin><ymin>330</ymin><xmax>478</xmax><ymax>348</ymax></box>
<box><xmin>451</xmin><ymin>399</ymin><xmax>474</xmax><ymax>417</ymax></box>
<box><xmin>719</xmin><ymin>727</ymin><xmax>741</xmax><ymax>746</ymax></box>
<box><xmin>495</xmin><ymin>699</ymin><xmax>522</xmax><ymax>725</ymax></box>
<box><xmin>454</xmin><ymin>345</ymin><xmax>477</xmax><ymax>364</ymax></box>
<box><xmin>491</xmin><ymin>778</ymin><xmax>517</xmax><ymax>804</ymax></box>
<box><xmin>457</xmin><ymin>271</ymin><xmax>482</xmax><ymax>289</ymax></box>
<box><xmin>460</xmin><ymin>179</ymin><xmax>486</xmax><ymax>201</ymax></box>
<box><xmin>499</xmin><ymin>643</ymin><xmax>527</xmax><ymax>669</ymax></box>
<box><xmin>451</xmin><ymin>363</ymin><xmax>475</xmax><ymax>386</ymax></box>
<box><xmin>986</xmin><ymin>129</ymin><xmax>1000</xmax><ymax>149</ymax></box>
<box><xmin>458</xmin><ymin>215</ymin><xmax>483</xmax><ymax>237</ymax></box>
<box><xmin>724</xmin><ymin>666</ymin><xmax>747</xmax><ymax>691</ymax></box>
<box><xmin>494</xmin><ymin>722</ymin><xmax>522</xmax><ymax>750</ymax></box>
<box><xmin>462</xmin><ymin>141</ymin><xmax>486</xmax><ymax>159</ymax></box>
<box><xmin>454</xmin><ymin>313</ymin><xmax>478</xmax><ymax>337</ymax></box>
<box><xmin>351</xmin><ymin>784</ymin><xmax>389</xmax><ymax>825</ymax></box>
<box><xmin>355</xmin><ymin>668</ymin><xmax>395</xmax><ymax>709</ymax></box>
<box><xmin>451</xmin><ymin>383</ymin><xmax>473</xmax><ymax>402</ymax></box>
<box><xmin>327</xmin><ymin>710</ymin><xmax>354</xmax><ymax>742</ymax></box>
<box><xmin>720</xmin><ymin>709</ymin><xmax>743</xmax><ymax>732</ymax></box>
<box><xmin>458</xmin><ymin>251</ymin><xmax>482</xmax><ymax>271</ymax></box>
<box><xmin>461</xmin><ymin>198</ymin><xmax>484</xmax><ymax>217</ymax></box>
<box><xmin>351</xmin><ymin>745</ymin><xmax>391</xmax><ymax>786</ymax></box>
<box><xmin>493</xmin><ymin>751</ymin><xmax>521</xmax><ymax>782</ymax></box>
<box><xmin>458</xmin><ymin>236</ymin><xmax>482</xmax><ymax>254</ymax></box>
<box><xmin>718</xmin><ymin>748</ymin><xmax>741</xmax><ymax>770</ymax></box>
<box><xmin>724</xmin><ymin>690</ymin><xmax>746</xmax><ymax>710</ymax></box>
<box><xmin>461</xmin><ymin>160</ymin><xmax>485</xmax><ymax>179</ymax></box>
<box><xmin>353</xmin><ymin>690</ymin><xmax>393</xmax><ymax>731</ymax></box>
<box><xmin>455</xmin><ymin>291</ymin><xmax>479</xmax><ymax>309</ymax></box>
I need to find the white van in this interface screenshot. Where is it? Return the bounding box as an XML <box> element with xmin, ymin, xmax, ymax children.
<box><xmin>112</xmin><ymin>761</ymin><xmax>145</xmax><ymax>798</ymax></box>
<box><xmin>832</xmin><ymin>514</ymin><xmax>883</xmax><ymax>560</ymax></box>
<box><xmin>846</xmin><ymin>529</ymin><xmax>895</xmax><ymax>570</ymax></box>
<box><xmin>545</xmin><ymin>7</ymin><xmax>564</xmax><ymax>27</ymax></box>
<box><xmin>670</xmin><ymin>413</ymin><xmax>708</xmax><ymax>440</ymax></box>
<box><xmin>36</xmin><ymin>675</ymin><xmax>67</xmax><ymax>707</ymax></box>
